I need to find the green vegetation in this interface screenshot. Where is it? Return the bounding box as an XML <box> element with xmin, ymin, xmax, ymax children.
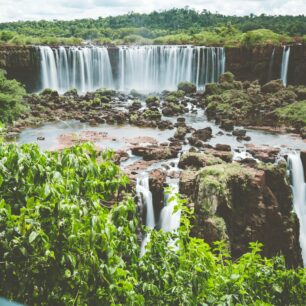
<box><xmin>0</xmin><ymin>143</ymin><xmax>305</xmax><ymax>305</ymax></box>
<box><xmin>0</xmin><ymin>69</ymin><xmax>27</xmax><ymax>123</ymax></box>
<box><xmin>276</xmin><ymin>100</ymin><xmax>306</xmax><ymax>125</ymax></box>
<box><xmin>0</xmin><ymin>8</ymin><xmax>305</xmax><ymax>46</ymax></box>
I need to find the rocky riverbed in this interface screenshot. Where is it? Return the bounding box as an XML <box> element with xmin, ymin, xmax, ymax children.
<box><xmin>6</xmin><ymin>74</ymin><xmax>306</xmax><ymax>266</ymax></box>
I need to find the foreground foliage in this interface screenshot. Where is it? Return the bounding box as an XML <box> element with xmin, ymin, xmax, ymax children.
<box><xmin>0</xmin><ymin>69</ymin><xmax>27</xmax><ymax>124</ymax></box>
<box><xmin>0</xmin><ymin>143</ymin><xmax>305</xmax><ymax>305</ymax></box>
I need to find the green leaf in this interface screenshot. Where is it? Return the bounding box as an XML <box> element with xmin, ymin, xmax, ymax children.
<box><xmin>29</xmin><ymin>231</ymin><xmax>38</xmax><ymax>244</ymax></box>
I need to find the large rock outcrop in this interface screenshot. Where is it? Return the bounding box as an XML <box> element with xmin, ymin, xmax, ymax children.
<box><xmin>0</xmin><ymin>46</ymin><xmax>39</xmax><ymax>91</ymax></box>
<box><xmin>225</xmin><ymin>44</ymin><xmax>306</xmax><ymax>85</ymax></box>
<box><xmin>182</xmin><ymin>161</ymin><xmax>301</xmax><ymax>267</ymax></box>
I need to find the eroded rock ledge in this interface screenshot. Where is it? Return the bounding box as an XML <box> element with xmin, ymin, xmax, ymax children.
<box><xmin>179</xmin><ymin>151</ymin><xmax>302</xmax><ymax>267</ymax></box>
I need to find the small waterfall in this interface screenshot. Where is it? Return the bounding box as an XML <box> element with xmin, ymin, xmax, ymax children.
<box><xmin>159</xmin><ymin>183</ymin><xmax>181</xmax><ymax>233</ymax></box>
<box><xmin>288</xmin><ymin>152</ymin><xmax>306</xmax><ymax>266</ymax></box>
<box><xmin>136</xmin><ymin>174</ymin><xmax>155</xmax><ymax>256</ymax></box>
<box><xmin>38</xmin><ymin>45</ymin><xmax>226</xmax><ymax>93</ymax></box>
<box><xmin>268</xmin><ymin>48</ymin><xmax>275</xmax><ymax>81</ymax></box>
<box><xmin>280</xmin><ymin>46</ymin><xmax>291</xmax><ymax>86</ymax></box>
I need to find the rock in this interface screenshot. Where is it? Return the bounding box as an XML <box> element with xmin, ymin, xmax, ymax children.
<box><xmin>162</xmin><ymin>102</ymin><xmax>184</xmax><ymax>116</ymax></box>
<box><xmin>215</xmin><ymin>144</ymin><xmax>231</xmax><ymax>152</ymax></box>
<box><xmin>131</xmin><ymin>145</ymin><xmax>179</xmax><ymax>161</ymax></box>
<box><xmin>300</xmin><ymin>127</ymin><xmax>306</xmax><ymax>139</ymax></box>
<box><xmin>143</xmin><ymin>108</ymin><xmax>162</xmax><ymax>120</ymax></box>
<box><xmin>261</xmin><ymin>80</ymin><xmax>284</xmax><ymax>93</ymax></box>
<box><xmin>191</xmin><ymin>216</ymin><xmax>229</xmax><ymax>246</ymax></box>
<box><xmin>177</xmin><ymin>81</ymin><xmax>196</xmax><ymax>94</ymax></box>
<box><xmin>232</xmin><ymin>129</ymin><xmax>246</xmax><ymax>137</ymax></box>
<box><xmin>205</xmin><ymin>83</ymin><xmax>222</xmax><ymax>95</ymax></box>
<box><xmin>188</xmin><ymin>136</ymin><xmax>204</xmax><ymax>148</ymax></box>
<box><xmin>192</xmin><ymin>162</ymin><xmax>301</xmax><ymax>266</ymax></box>
<box><xmin>146</xmin><ymin>96</ymin><xmax>160</xmax><ymax>107</ymax></box>
<box><xmin>89</xmin><ymin>119</ymin><xmax>98</xmax><ymax>126</ymax></box>
<box><xmin>125</xmin><ymin>160</ymin><xmax>158</xmax><ymax>180</ymax></box>
<box><xmin>149</xmin><ymin>169</ymin><xmax>167</xmax><ymax>220</ymax></box>
<box><xmin>5</xmin><ymin>132</ymin><xmax>19</xmax><ymax>139</ymax></box>
<box><xmin>192</xmin><ymin>127</ymin><xmax>212</xmax><ymax>142</ymax></box>
<box><xmin>179</xmin><ymin>170</ymin><xmax>197</xmax><ymax>196</ymax></box>
<box><xmin>219</xmin><ymin>72</ymin><xmax>234</xmax><ymax>83</ymax></box>
<box><xmin>237</xmin><ymin>135</ymin><xmax>251</xmax><ymax>142</ymax></box>
<box><xmin>174</xmin><ymin>126</ymin><xmax>188</xmax><ymax>140</ymax></box>
<box><xmin>220</xmin><ymin>119</ymin><xmax>234</xmax><ymax>131</ymax></box>
<box><xmin>178</xmin><ymin>152</ymin><xmax>223</xmax><ymax>170</ymax></box>
<box><xmin>157</xmin><ymin>120</ymin><xmax>174</xmax><ymax>130</ymax></box>
<box><xmin>206</xmin><ymin>149</ymin><xmax>233</xmax><ymax>163</ymax></box>
<box><xmin>129</xmin><ymin>101</ymin><xmax>142</xmax><ymax>111</ymax></box>
<box><xmin>246</xmin><ymin>144</ymin><xmax>280</xmax><ymax>163</ymax></box>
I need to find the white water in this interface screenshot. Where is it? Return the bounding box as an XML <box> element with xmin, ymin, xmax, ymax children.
<box><xmin>280</xmin><ymin>46</ymin><xmax>291</xmax><ymax>86</ymax></box>
<box><xmin>136</xmin><ymin>174</ymin><xmax>155</xmax><ymax>256</ymax></box>
<box><xmin>268</xmin><ymin>48</ymin><xmax>275</xmax><ymax>81</ymax></box>
<box><xmin>38</xmin><ymin>45</ymin><xmax>225</xmax><ymax>93</ymax></box>
<box><xmin>159</xmin><ymin>183</ymin><xmax>181</xmax><ymax>233</ymax></box>
<box><xmin>288</xmin><ymin>153</ymin><xmax>306</xmax><ymax>266</ymax></box>
<box><xmin>39</xmin><ymin>46</ymin><xmax>114</xmax><ymax>93</ymax></box>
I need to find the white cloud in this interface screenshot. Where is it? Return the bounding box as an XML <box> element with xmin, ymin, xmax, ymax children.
<box><xmin>0</xmin><ymin>0</ymin><xmax>305</xmax><ymax>22</ymax></box>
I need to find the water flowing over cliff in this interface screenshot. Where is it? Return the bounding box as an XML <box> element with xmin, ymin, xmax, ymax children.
<box><xmin>38</xmin><ymin>45</ymin><xmax>225</xmax><ymax>93</ymax></box>
<box><xmin>280</xmin><ymin>46</ymin><xmax>291</xmax><ymax>86</ymax></box>
<box><xmin>288</xmin><ymin>153</ymin><xmax>306</xmax><ymax>266</ymax></box>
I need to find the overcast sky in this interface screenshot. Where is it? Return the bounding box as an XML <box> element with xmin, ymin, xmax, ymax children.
<box><xmin>0</xmin><ymin>0</ymin><xmax>305</xmax><ymax>22</ymax></box>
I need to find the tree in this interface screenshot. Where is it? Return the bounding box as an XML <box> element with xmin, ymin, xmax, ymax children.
<box><xmin>0</xmin><ymin>69</ymin><xmax>27</xmax><ymax>123</ymax></box>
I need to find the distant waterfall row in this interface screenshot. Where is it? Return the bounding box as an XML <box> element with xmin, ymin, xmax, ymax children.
<box><xmin>38</xmin><ymin>45</ymin><xmax>225</xmax><ymax>93</ymax></box>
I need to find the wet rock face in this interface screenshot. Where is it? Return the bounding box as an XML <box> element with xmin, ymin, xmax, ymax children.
<box><xmin>245</xmin><ymin>144</ymin><xmax>280</xmax><ymax>163</ymax></box>
<box><xmin>225</xmin><ymin>45</ymin><xmax>306</xmax><ymax>85</ymax></box>
<box><xmin>178</xmin><ymin>151</ymin><xmax>223</xmax><ymax>170</ymax></box>
<box><xmin>0</xmin><ymin>46</ymin><xmax>39</xmax><ymax>91</ymax></box>
<box><xmin>131</xmin><ymin>144</ymin><xmax>181</xmax><ymax>161</ymax></box>
<box><xmin>149</xmin><ymin>169</ymin><xmax>166</xmax><ymax>221</ymax></box>
<box><xmin>190</xmin><ymin>162</ymin><xmax>302</xmax><ymax>267</ymax></box>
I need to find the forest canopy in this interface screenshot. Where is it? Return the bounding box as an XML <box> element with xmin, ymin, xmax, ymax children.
<box><xmin>0</xmin><ymin>8</ymin><xmax>305</xmax><ymax>46</ymax></box>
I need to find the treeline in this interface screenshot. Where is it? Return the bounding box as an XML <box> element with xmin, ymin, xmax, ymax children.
<box><xmin>0</xmin><ymin>8</ymin><xmax>306</xmax><ymax>46</ymax></box>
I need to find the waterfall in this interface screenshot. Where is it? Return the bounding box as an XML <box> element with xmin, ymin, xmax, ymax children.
<box><xmin>280</xmin><ymin>46</ymin><xmax>291</xmax><ymax>86</ymax></box>
<box><xmin>268</xmin><ymin>48</ymin><xmax>275</xmax><ymax>81</ymax></box>
<box><xmin>159</xmin><ymin>183</ymin><xmax>181</xmax><ymax>233</ymax></box>
<box><xmin>136</xmin><ymin>174</ymin><xmax>155</xmax><ymax>256</ymax></box>
<box><xmin>38</xmin><ymin>45</ymin><xmax>225</xmax><ymax>93</ymax></box>
<box><xmin>288</xmin><ymin>152</ymin><xmax>306</xmax><ymax>266</ymax></box>
<box><xmin>39</xmin><ymin>46</ymin><xmax>114</xmax><ymax>93</ymax></box>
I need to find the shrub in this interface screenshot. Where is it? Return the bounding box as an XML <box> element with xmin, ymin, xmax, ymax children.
<box><xmin>0</xmin><ymin>69</ymin><xmax>27</xmax><ymax>123</ymax></box>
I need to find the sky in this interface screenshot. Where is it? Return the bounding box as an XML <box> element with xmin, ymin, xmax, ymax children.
<box><xmin>0</xmin><ymin>0</ymin><xmax>305</xmax><ymax>22</ymax></box>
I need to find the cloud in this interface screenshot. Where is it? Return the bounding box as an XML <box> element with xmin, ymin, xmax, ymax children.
<box><xmin>0</xmin><ymin>0</ymin><xmax>305</xmax><ymax>22</ymax></box>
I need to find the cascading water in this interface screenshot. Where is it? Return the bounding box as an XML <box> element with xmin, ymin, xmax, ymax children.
<box><xmin>38</xmin><ymin>45</ymin><xmax>225</xmax><ymax>93</ymax></box>
<box><xmin>39</xmin><ymin>46</ymin><xmax>114</xmax><ymax>93</ymax></box>
<box><xmin>288</xmin><ymin>152</ymin><xmax>306</xmax><ymax>266</ymax></box>
<box><xmin>159</xmin><ymin>183</ymin><xmax>181</xmax><ymax>233</ymax></box>
<box><xmin>280</xmin><ymin>46</ymin><xmax>291</xmax><ymax>86</ymax></box>
<box><xmin>268</xmin><ymin>48</ymin><xmax>275</xmax><ymax>81</ymax></box>
<box><xmin>117</xmin><ymin>45</ymin><xmax>225</xmax><ymax>92</ymax></box>
<box><xmin>136</xmin><ymin>174</ymin><xmax>155</xmax><ymax>256</ymax></box>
